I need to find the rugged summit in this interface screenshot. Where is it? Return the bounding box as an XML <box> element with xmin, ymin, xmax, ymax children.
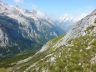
<box><xmin>0</xmin><ymin>2</ymin><xmax>64</xmax><ymax>57</ymax></box>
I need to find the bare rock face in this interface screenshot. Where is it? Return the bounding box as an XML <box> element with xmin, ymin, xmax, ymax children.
<box><xmin>54</xmin><ymin>9</ymin><xmax>96</xmax><ymax>47</ymax></box>
<box><xmin>0</xmin><ymin>2</ymin><xmax>64</xmax><ymax>57</ymax></box>
<box><xmin>90</xmin><ymin>9</ymin><xmax>96</xmax><ymax>15</ymax></box>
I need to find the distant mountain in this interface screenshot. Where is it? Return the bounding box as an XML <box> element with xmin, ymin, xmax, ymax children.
<box><xmin>0</xmin><ymin>2</ymin><xmax>64</xmax><ymax>57</ymax></box>
<box><xmin>11</xmin><ymin>9</ymin><xmax>96</xmax><ymax>72</ymax></box>
<box><xmin>57</xmin><ymin>15</ymin><xmax>74</xmax><ymax>32</ymax></box>
<box><xmin>57</xmin><ymin>14</ymin><xmax>87</xmax><ymax>32</ymax></box>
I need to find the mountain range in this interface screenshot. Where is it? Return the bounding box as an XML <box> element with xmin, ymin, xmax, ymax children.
<box><xmin>0</xmin><ymin>2</ymin><xmax>66</xmax><ymax>58</ymax></box>
<box><xmin>9</xmin><ymin>9</ymin><xmax>96</xmax><ymax>72</ymax></box>
<box><xmin>0</xmin><ymin>1</ymin><xmax>95</xmax><ymax>72</ymax></box>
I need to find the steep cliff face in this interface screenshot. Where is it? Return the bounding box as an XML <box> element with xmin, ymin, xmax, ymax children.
<box><xmin>11</xmin><ymin>9</ymin><xmax>96</xmax><ymax>72</ymax></box>
<box><xmin>0</xmin><ymin>2</ymin><xmax>64</xmax><ymax>57</ymax></box>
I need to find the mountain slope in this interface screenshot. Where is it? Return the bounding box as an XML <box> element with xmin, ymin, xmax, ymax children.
<box><xmin>11</xmin><ymin>9</ymin><xmax>96</xmax><ymax>72</ymax></box>
<box><xmin>0</xmin><ymin>2</ymin><xmax>64</xmax><ymax>58</ymax></box>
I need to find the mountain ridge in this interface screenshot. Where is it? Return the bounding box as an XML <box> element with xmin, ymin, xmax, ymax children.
<box><xmin>0</xmin><ymin>2</ymin><xmax>64</xmax><ymax>58</ymax></box>
<box><xmin>11</xmin><ymin>9</ymin><xmax>96</xmax><ymax>72</ymax></box>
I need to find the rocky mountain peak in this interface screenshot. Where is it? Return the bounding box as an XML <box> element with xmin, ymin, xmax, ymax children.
<box><xmin>0</xmin><ymin>2</ymin><xmax>65</xmax><ymax>57</ymax></box>
<box><xmin>0</xmin><ymin>1</ymin><xmax>6</xmax><ymax>10</ymax></box>
<box><xmin>90</xmin><ymin>9</ymin><xmax>96</xmax><ymax>15</ymax></box>
<box><xmin>31</xmin><ymin>8</ymin><xmax>46</xmax><ymax>19</ymax></box>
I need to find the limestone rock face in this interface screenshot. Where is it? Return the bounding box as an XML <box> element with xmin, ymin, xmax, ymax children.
<box><xmin>0</xmin><ymin>2</ymin><xmax>64</xmax><ymax>57</ymax></box>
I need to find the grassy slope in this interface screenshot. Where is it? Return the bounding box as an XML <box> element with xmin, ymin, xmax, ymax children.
<box><xmin>0</xmin><ymin>35</ymin><xmax>64</xmax><ymax>72</ymax></box>
<box><xmin>0</xmin><ymin>48</ymin><xmax>40</xmax><ymax>72</ymax></box>
<box><xmin>11</xmin><ymin>35</ymin><xmax>65</xmax><ymax>72</ymax></box>
<box><xmin>26</xmin><ymin>22</ymin><xmax>96</xmax><ymax>72</ymax></box>
<box><xmin>23</xmin><ymin>35</ymin><xmax>96</xmax><ymax>72</ymax></box>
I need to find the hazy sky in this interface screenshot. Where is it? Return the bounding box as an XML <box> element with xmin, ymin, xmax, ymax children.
<box><xmin>4</xmin><ymin>0</ymin><xmax>96</xmax><ymax>17</ymax></box>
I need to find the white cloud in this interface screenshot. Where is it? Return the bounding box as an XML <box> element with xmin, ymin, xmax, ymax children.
<box><xmin>14</xmin><ymin>0</ymin><xmax>23</xmax><ymax>3</ymax></box>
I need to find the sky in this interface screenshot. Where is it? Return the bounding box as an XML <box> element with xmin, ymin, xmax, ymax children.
<box><xmin>3</xmin><ymin>0</ymin><xmax>96</xmax><ymax>17</ymax></box>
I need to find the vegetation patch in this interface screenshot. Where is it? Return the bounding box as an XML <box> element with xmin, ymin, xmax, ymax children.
<box><xmin>85</xmin><ymin>26</ymin><xmax>95</xmax><ymax>34</ymax></box>
<box><xmin>24</xmin><ymin>35</ymin><xmax>96</xmax><ymax>72</ymax></box>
